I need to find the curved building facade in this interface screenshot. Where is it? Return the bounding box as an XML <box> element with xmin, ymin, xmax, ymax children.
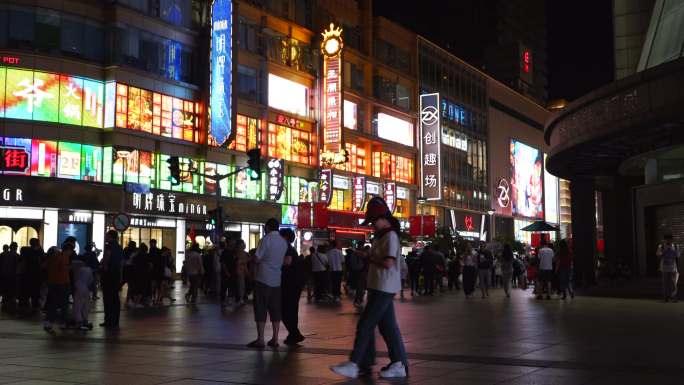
<box><xmin>545</xmin><ymin>0</ymin><xmax>684</xmax><ymax>283</ymax></box>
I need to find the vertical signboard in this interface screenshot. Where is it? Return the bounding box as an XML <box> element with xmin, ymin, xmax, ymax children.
<box><xmin>267</xmin><ymin>158</ymin><xmax>285</xmax><ymax>201</ymax></box>
<box><xmin>321</xmin><ymin>24</ymin><xmax>344</xmax><ymax>153</ymax></box>
<box><xmin>384</xmin><ymin>182</ymin><xmax>396</xmax><ymax>213</ymax></box>
<box><xmin>353</xmin><ymin>176</ymin><xmax>366</xmax><ymax>211</ymax></box>
<box><xmin>420</xmin><ymin>93</ymin><xmax>441</xmax><ymax>200</ymax></box>
<box><xmin>209</xmin><ymin>0</ymin><xmax>233</xmax><ymax>147</ymax></box>
<box><xmin>318</xmin><ymin>169</ymin><xmax>332</xmax><ymax>206</ymax></box>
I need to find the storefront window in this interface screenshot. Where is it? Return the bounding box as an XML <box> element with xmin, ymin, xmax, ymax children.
<box><xmin>372</xmin><ymin>152</ymin><xmax>414</xmax><ymax>184</ymax></box>
<box><xmin>267</xmin><ymin>123</ymin><xmax>313</xmax><ymax>165</ymax></box>
<box><xmin>330</xmin><ymin>189</ymin><xmax>351</xmax><ymax>211</ymax></box>
<box><xmin>344</xmin><ymin>100</ymin><xmax>357</xmax><ymax>130</ymax></box>
<box><xmin>229</xmin><ymin>115</ymin><xmax>259</xmax><ymax>152</ymax></box>
<box><xmin>114</xmin><ymin>83</ymin><xmax>198</xmax><ymax>142</ymax></box>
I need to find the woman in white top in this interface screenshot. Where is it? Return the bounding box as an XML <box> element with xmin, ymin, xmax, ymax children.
<box><xmin>331</xmin><ymin>197</ymin><xmax>408</xmax><ymax>379</ymax></box>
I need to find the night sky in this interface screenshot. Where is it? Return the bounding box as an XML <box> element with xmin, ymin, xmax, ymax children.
<box><xmin>373</xmin><ymin>0</ymin><xmax>615</xmax><ymax>102</ymax></box>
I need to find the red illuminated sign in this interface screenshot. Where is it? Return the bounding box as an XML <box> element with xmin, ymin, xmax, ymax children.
<box><xmin>464</xmin><ymin>216</ymin><xmax>474</xmax><ymax>231</ymax></box>
<box><xmin>275</xmin><ymin>114</ymin><xmax>303</xmax><ymax>129</ymax></box>
<box><xmin>1</xmin><ymin>147</ymin><xmax>30</xmax><ymax>174</ymax></box>
<box><xmin>522</xmin><ymin>49</ymin><xmax>531</xmax><ymax>74</ymax></box>
<box><xmin>323</xmin><ymin>56</ymin><xmax>342</xmax><ymax>152</ymax></box>
<box><xmin>1</xmin><ymin>56</ymin><xmax>21</xmax><ymax>65</ymax></box>
<box><xmin>409</xmin><ymin>215</ymin><xmax>436</xmax><ymax>237</ymax></box>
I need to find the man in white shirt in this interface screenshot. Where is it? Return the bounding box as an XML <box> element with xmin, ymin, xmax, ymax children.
<box><xmin>327</xmin><ymin>241</ymin><xmax>345</xmax><ymax>302</ymax></box>
<box><xmin>537</xmin><ymin>239</ymin><xmax>555</xmax><ymax>300</ymax></box>
<box><xmin>248</xmin><ymin>218</ymin><xmax>289</xmax><ymax>349</ymax></box>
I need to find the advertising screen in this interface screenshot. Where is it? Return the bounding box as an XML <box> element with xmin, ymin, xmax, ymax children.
<box><xmin>1</xmin><ymin>137</ymin><xmax>31</xmax><ymax>175</ymax></box>
<box><xmin>377</xmin><ymin>113</ymin><xmax>413</xmax><ymax>147</ymax></box>
<box><xmin>510</xmin><ymin>140</ymin><xmax>544</xmax><ymax>219</ymax></box>
<box><xmin>31</xmin><ymin>139</ymin><xmax>58</xmax><ymax>177</ymax></box>
<box><xmin>59</xmin><ymin>75</ymin><xmax>84</xmax><ymax>126</ymax></box>
<box><xmin>81</xmin><ymin>144</ymin><xmax>103</xmax><ymax>182</ymax></box>
<box><xmin>209</xmin><ymin>0</ymin><xmax>233</xmax><ymax>147</ymax></box>
<box><xmin>268</xmin><ymin>74</ymin><xmax>308</xmax><ymax>117</ymax></box>
<box><xmin>2</xmin><ymin>67</ymin><xmax>104</xmax><ymax>127</ymax></box>
<box><xmin>58</xmin><ymin>142</ymin><xmax>82</xmax><ymax>179</ymax></box>
<box><xmin>544</xmin><ymin>153</ymin><xmax>559</xmax><ymax>224</ymax></box>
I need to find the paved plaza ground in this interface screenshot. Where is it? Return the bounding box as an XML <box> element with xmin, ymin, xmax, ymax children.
<box><xmin>1</xmin><ymin>284</ymin><xmax>684</xmax><ymax>385</ymax></box>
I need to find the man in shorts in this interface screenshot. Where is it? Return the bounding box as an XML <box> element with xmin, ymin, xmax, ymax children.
<box><xmin>247</xmin><ymin>218</ymin><xmax>289</xmax><ymax>348</ymax></box>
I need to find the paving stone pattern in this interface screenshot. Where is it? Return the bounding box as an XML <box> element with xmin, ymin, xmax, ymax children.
<box><xmin>1</xmin><ymin>283</ymin><xmax>684</xmax><ymax>384</ymax></box>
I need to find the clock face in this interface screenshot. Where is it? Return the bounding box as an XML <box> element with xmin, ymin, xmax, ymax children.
<box><xmin>324</xmin><ymin>38</ymin><xmax>340</xmax><ymax>56</ymax></box>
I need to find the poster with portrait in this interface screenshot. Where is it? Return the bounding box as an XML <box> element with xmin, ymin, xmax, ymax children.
<box><xmin>510</xmin><ymin>139</ymin><xmax>544</xmax><ymax>219</ymax></box>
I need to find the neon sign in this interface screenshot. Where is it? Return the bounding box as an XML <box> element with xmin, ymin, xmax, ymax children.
<box><xmin>209</xmin><ymin>0</ymin><xmax>233</xmax><ymax>147</ymax></box>
<box><xmin>1</xmin><ymin>56</ymin><xmax>20</xmax><ymax>65</ymax></box>
<box><xmin>321</xmin><ymin>23</ymin><xmax>343</xmax><ymax>154</ymax></box>
<box><xmin>420</xmin><ymin>93</ymin><xmax>441</xmax><ymax>201</ymax></box>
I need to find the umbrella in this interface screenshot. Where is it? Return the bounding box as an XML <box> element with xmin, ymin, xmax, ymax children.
<box><xmin>520</xmin><ymin>220</ymin><xmax>560</xmax><ymax>232</ymax></box>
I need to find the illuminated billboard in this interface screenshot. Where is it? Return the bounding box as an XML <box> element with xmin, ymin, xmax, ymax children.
<box><xmin>113</xmin><ymin>84</ymin><xmax>198</xmax><ymax>142</ymax></box>
<box><xmin>510</xmin><ymin>139</ymin><xmax>543</xmax><ymax>219</ymax></box>
<box><xmin>268</xmin><ymin>74</ymin><xmax>308</xmax><ymax>117</ymax></box>
<box><xmin>1</xmin><ymin>67</ymin><xmax>103</xmax><ymax>127</ymax></box>
<box><xmin>209</xmin><ymin>0</ymin><xmax>233</xmax><ymax>147</ymax></box>
<box><xmin>544</xmin><ymin>153</ymin><xmax>559</xmax><ymax>224</ymax></box>
<box><xmin>378</xmin><ymin>113</ymin><xmax>414</xmax><ymax>147</ymax></box>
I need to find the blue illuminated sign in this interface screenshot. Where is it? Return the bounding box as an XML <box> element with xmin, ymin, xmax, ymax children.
<box><xmin>209</xmin><ymin>0</ymin><xmax>232</xmax><ymax>147</ymax></box>
<box><xmin>441</xmin><ymin>98</ymin><xmax>469</xmax><ymax>126</ymax></box>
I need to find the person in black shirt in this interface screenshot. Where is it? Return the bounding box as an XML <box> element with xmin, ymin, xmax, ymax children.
<box><xmin>101</xmin><ymin>230</ymin><xmax>123</xmax><ymax>329</ymax></box>
<box><xmin>280</xmin><ymin>228</ymin><xmax>305</xmax><ymax>346</ymax></box>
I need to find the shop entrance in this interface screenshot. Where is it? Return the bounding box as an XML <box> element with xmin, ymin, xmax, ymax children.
<box><xmin>646</xmin><ymin>203</ymin><xmax>684</xmax><ymax>276</ymax></box>
<box><xmin>115</xmin><ymin>227</ymin><xmax>176</xmax><ymax>252</ymax></box>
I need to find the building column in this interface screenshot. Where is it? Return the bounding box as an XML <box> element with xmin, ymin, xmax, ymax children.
<box><xmin>570</xmin><ymin>179</ymin><xmax>597</xmax><ymax>287</ymax></box>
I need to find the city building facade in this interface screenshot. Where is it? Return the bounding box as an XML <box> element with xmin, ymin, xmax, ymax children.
<box><xmin>0</xmin><ymin>0</ymin><xmax>549</xmax><ymax>269</ymax></box>
<box><xmin>545</xmin><ymin>0</ymin><xmax>684</xmax><ymax>285</ymax></box>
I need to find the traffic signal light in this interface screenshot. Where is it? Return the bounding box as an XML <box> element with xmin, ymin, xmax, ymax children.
<box><xmin>207</xmin><ymin>206</ymin><xmax>224</xmax><ymax>242</ymax></box>
<box><xmin>167</xmin><ymin>156</ymin><xmax>181</xmax><ymax>185</ymax></box>
<box><xmin>246</xmin><ymin>148</ymin><xmax>261</xmax><ymax>180</ymax></box>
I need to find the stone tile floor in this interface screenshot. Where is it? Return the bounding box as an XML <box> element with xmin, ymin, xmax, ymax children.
<box><xmin>1</xmin><ymin>283</ymin><xmax>684</xmax><ymax>384</ymax></box>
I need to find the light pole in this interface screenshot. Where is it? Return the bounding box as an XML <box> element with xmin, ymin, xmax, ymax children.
<box><xmin>487</xmin><ymin>210</ymin><xmax>495</xmax><ymax>241</ymax></box>
<box><xmin>417</xmin><ymin>196</ymin><xmax>427</xmax><ymax>239</ymax></box>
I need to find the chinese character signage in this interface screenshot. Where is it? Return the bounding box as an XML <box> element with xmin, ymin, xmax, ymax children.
<box><xmin>321</xmin><ymin>24</ymin><xmax>344</xmax><ymax>153</ymax></box>
<box><xmin>1</xmin><ymin>67</ymin><xmax>103</xmax><ymax>127</ymax></box>
<box><xmin>1</xmin><ymin>142</ymin><xmax>30</xmax><ymax>175</ymax></box>
<box><xmin>318</xmin><ymin>169</ymin><xmax>332</xmax><ymax>206</ymax></box>
<box><xmin>384</xmin><ymin>182</ymin><xmax>396</xmax><ymax>213</ymax></box>
<box><xmin>129</xmin><ymin>190</ymin><xmax>209</xmax><ymax>217</ymax></box>
<box><xmin>353</xmin><ymin>176</ymin><xmax>365</xmax><ymax>211</ymax></box>
<box><xmin>267</xmin><ymin>158</ymin><xmax>285</xmax><ymax>201</ymax></box>
<box><xmin>209</xmin><ymin>0</ymin><xmax>233</xmax><ymax>147</ymax></box>
<box><xmin>420</xmin><ymin>93</ymin><xmax>441</xmax><ymax>200</ymax></box>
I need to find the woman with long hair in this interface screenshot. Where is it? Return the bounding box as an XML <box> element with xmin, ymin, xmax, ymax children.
<box><xmin>331</xmin><ymin>197</ymin><xmax>408</xmax><ymax>379</ymax></box>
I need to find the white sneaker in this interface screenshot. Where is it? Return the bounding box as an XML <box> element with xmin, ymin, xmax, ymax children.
<box><xmin>330</xmin><ymin>361</ymin><xmax>359</xmax><ymax>378</ymax></box>
<box><xmin>379</xmin><ymin>361</ymin><xmax>407</xmax><ymax>378</ymax></box>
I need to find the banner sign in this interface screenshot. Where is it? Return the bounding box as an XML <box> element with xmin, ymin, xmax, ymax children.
<box><xmin>318</xmin><ymin>169</ymin><xmax>332</xmax><ymax>206</ymax></box>
<box><xmin>353</xmin><ymin>176</ymin><xmax>366</xmax><ymax>211</ymax></box>
<box><xmin>384</xmin><ymin>182</ymin><xmax>396</xmax><ymax>213</ymax></box>
<box><xmin>420</xmin><ymin>93</ymin><xmax>441</xmax><ymax>200</ymax></box>
<box><xmin>209</xmin><ymin>0</ymin><xmax>233</xmax><ymax>147</ymax></box>
<box><xmin>267</xmin><ymin>158</ymin><xmax>285</xmax><ymax>201</ymax></box>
